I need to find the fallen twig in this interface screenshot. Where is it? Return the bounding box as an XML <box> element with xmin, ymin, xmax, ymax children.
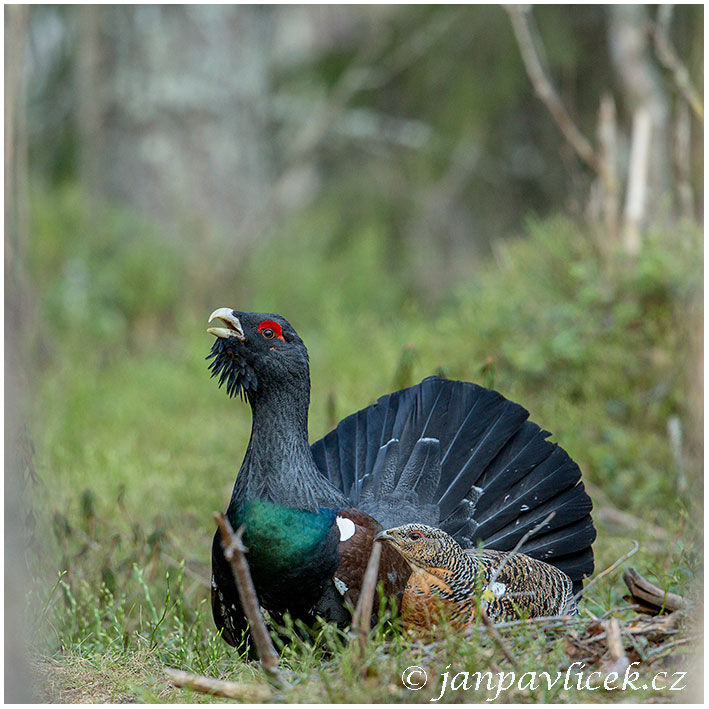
<box><xmin>214</xmin><ymin>513</ymin><xmax>282</xmax><ymax>683</ymax></box>
<box><xmin>479</xmin><ymin>607</ymin><xmax>519</xmax><ymax>670</ymax></box>
<box><xmin>623</xmin><ymin>567</ymin><xmax>689</xmax><ymax>614</ymax></box>
<box><xmin>350</xmin><ymin>540</ymin><xmax>382</xmax><ymax>655</ymax></box>
<box><xmin>602</xmin><ymin>617</ymin><xmax>630</xmax><ymax>675</ymax></box>
<box><xmin>164</xmin><ymin>668</ymin><xmax>272</xmax><ymax>702</ymax></box>
<box><xmin>575</xmin><ymin>540</ymin><xmax>639</xmax><ymax>601</ymax></box>
<box><xmin>644</xmin><ymin>637</ymin><xmax>691</xmax><ymax>661</ymax></box>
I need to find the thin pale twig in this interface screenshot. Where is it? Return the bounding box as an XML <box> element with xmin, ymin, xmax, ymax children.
<box><xmin>350</xmin><ymin>540</ymin><xmax>382</xmax><ymax>655</ymax></box>
<box><xmin>479</xmin><ymin>607</ymin><xmax>519</xmax><ymax>669</ymax></box>
<box><xmin>164</xmin><ymin>668</ymin><xmax>272</xmax><ymax>702</ymax></box>
<box><xmin>644</xmin><ymin>637</ymin><xmax>691</xmax><ymax>660</ymax></box>
<box><xmin>574</xmin><ymin>540</ymin><xmax>639</xmax><ymax>601</ymax></box>
<box><xmin>488</xmin><ymin>511</ymin><xmax>557</xmax><ymax>586</ymax></box>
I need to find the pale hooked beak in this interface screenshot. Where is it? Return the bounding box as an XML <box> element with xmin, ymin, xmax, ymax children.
<box><xmin>207</xmin><ymin>308</ymin><xmax>246</xmax><ymax>341</ymax></box>
<box><xmin>374</xmin><ymin>530</ymin><xmax>394</xmax><ymax>543</ymax></box>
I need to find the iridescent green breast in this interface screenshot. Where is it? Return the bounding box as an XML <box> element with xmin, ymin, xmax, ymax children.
<box><xmin>231</xmin><ymin>499</ymin><xmax>337</xmax><ymax>581</ymax></box>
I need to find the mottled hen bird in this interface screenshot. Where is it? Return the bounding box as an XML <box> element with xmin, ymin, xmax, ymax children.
<box><xmin>207</xmin><ymin>308</ymin><xmax>595</xmax><ymax>646</ymax></box>
<box><xmin>375</xmin><ymin>523</ymin><xmax>577</xmax><ymax>632</ymax></box>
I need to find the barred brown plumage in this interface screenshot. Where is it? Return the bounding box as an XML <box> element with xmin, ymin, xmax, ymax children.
<box><xmin>375</xmin><ymin>523</ymin><xmax>577</xmax><ymax>632</ymax></box>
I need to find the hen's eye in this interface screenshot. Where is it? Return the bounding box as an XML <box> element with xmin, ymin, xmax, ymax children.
<box><xmin>262</xmin><ymin>328</ymin><xmax>275</xmax><ymax>339</ymax></box>
<box><xmin>409</xmin><ymin>530</ymin><xmax>422</xmax><ymax>540</ymax></box>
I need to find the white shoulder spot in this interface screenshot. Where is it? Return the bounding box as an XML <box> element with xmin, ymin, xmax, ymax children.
<box><xmin>334</xmin><ymin>577</ymin><xmax>349</xmax><ymax>596</ymax></box>
<box><xmin>488</xmin><ymin>581</ymin><xmax>506</xmax><ymax>598</ymax></box>
<box><xmin>336</xmin><ymin>516</ymin><xmax>356</xmax><ymax>542</ymax></box>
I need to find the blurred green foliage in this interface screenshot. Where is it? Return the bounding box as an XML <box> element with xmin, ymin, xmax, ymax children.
<box><xmin>28</xmin><ymin>183</ymin><xmax>701</xmax><ymax>516</ymax></box>
<box><xmin>29</xmin><ymin>185</ymin><xmax>185</xmax><ymax>350</ymax></box>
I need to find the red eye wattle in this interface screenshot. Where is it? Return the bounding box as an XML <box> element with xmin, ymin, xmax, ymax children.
<box><xmin>258</xmin><ymin>320</ymin><xmax>285</xmax><ymax>341</ymax></box>
<box><xmin>409</xmin><ymin>530</ymin><xmax>423</xmax><ymax>540</ymax></box>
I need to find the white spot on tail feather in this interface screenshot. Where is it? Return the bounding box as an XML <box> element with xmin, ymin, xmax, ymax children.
<box><xmin>336</xmin><ymin>516</ymin><xmax>356</xmax><ymax>542</ymax></box>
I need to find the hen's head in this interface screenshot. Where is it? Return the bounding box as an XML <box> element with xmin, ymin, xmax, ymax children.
<box><xmin>206</xmin><ymin>308</ymin><xmax>309</xmax><ymax>400</ymax></box>
<box><xmin>375</xmin><ymin>524</ymin><xmax>462</xmax><ymax>570</ymax></box>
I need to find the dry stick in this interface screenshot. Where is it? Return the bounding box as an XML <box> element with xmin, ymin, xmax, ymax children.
<box><xmin>603</xmin><ymin>617</ymin><xmax>630</xmax><ymax>674</ymax></box>
<box><xmin>214</xmin><ymin>513</ymin><xmax>282</xmax><ymax>683</ymax></box>
<box><xmin>488</xmin><ymin>511</ymin><xmax>557</xmax><ymax>587</ymax></box>
<box><xmin>644</xmin><ymin>637</ymin><xmax>691</xmax><ymax>660</ymax></box>
<box><xmin>479</xmin><ymin>608</ymin><xmax>519</xmax><ymax>670</ymax></box>
<box><xmin>474</xmin><ymin>511</ymin><xmax>556</xmax><ymax>668</ymax></box>
<box><xmin>622</xmin><ymin>567</ymin><xmax>688</xmax><ymax>613</ymax></box>
<box><xmin>164</xmin><ymin>668</ymin><xmax>272</xmax><ymax>702</ymax></box>
<box><xmin>350</xmin><ymin>540</ymin><xmax>382</xmax><ymax>654</ymax></box>
<box><xmin>505</xmin><ymin>5</ymin><xmax>601</xmax><ymax>174</ymax></box>
<box><xmin>493</xmin><ymin>605</ymin><xmax>634</xmax><ymax>631</ymax></box>
<box><xmin>574</xmin><ymin>540</ymin><xmax>639</xmax><ymax>602</ymax></box>
<box><xmin>598</xmin><ymin>604</ymin><xmax>639</xmax><ymax>619</ymax></box>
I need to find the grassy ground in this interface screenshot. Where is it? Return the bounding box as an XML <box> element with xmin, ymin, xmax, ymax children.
<box><xmin>20</xmin><ymin>191</ymin><xmax>702</xmax><ymax>702</ymax></box>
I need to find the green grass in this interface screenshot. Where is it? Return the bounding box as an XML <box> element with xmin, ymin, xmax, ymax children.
<box><xmin>22</xmin><ymin>187</ymin><xmax>702</xmax><ymax>701</ymax></box>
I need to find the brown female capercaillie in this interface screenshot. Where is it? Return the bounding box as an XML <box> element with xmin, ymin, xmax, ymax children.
<box><xmin>375</xmin><ymin>524</ymin><xmax>577</xmax><ymax>632</ymax></box>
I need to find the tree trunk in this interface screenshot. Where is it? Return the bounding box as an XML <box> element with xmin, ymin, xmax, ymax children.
<box><xmin>607</xmin><ymin>5</ymin><xmax>672</xmax><ymax>242</ymax></box>
<box><xmin>4</xmin><ymin>5</ymin><xmax>35</xmax><ymax>701</ymax></box>
<box><xmin>75</xmin><ymin>6</ymin><xmax>278</xmax><ymax>252</ymax></box>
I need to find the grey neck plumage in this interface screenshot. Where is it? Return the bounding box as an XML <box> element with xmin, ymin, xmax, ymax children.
<box><xmin>229</xmin><ymin>380</ymin><xmax>348</xmax><ymax>514</ymax></box>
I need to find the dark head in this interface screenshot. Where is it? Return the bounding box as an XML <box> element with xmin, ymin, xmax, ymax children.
<box><xmin>375</xmin><ymin>523</ymin><xmax>462</xmax><ymax>570</ymax></box>
<box><xmin>207</xmin><ymin>308</ymin><xmax>309</xmax><ymax>401</ymax></box>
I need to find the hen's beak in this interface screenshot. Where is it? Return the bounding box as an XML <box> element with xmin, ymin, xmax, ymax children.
<box><xmin>374</xmin><ymin>530</ymin><xmax>394</xmax><ymax>544</ymax></box>
<box><xmin>207</xmin><ymin>308</ymin><xmax>246</xmax><ymax>341</ymax></box>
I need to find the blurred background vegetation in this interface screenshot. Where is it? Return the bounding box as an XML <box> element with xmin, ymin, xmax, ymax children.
<box><xmin>5</xmin><ymin>5</ymin><xmax>703</xmax><ymax>702</ymax></box>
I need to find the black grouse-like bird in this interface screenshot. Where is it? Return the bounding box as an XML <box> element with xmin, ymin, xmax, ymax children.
<box><xmin>207</xmin><ymin>308</ymin><xmax>595</xmax><ymax>646</ymax></box>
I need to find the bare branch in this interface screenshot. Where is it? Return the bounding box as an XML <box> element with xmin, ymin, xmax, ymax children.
<box><xmin>575</xmin><ymin>540</ymin><xmax>639</xmax><ymax>601</ymax></box>
<box><xmin>350</xmin><ymin>540</ymin><xmax>382</xmax><ymax>654</ymax></box>
<box><xmin>214</xmin><ymin>513</ymin><xmax>282</xmax><ymax>683</ymax></box>
<box><xmin>622</xmin><ymin>567</ymin><xmax>689</xmax><ymax>613</ymax></box>
<box><xmin>602</xmin><ymin>617</ymin><xmax>630</xmax><ymax>675</ymax></box>
<box><xmin>488</xmin><ymin>511</ymin><xmax>556</xmax><ymax>586</ymax></box>
<box><xmin>649</xmin><ymin>20</ymin><xmax>703</xmax><ymax>121</ymax></box>
<box><xmin>164</xmin><ymin>668</ymin><xmax>272</xmax><ymax>702</ymax></box>
<box><xmin>479</xmin><ymin>607</ymin><xmax>519</xmax><ymax>669</ymax></box>
<box><xmin>505</xmin><ymin>5</ymin><xmax>600</xmax><ymax>173</ymax></box>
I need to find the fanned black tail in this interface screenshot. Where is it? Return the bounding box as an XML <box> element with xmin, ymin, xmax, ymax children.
<box><xmin>311</xmin><ymin>377</ymin><xmax>596</xmax><ymax>587</ymax></box>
